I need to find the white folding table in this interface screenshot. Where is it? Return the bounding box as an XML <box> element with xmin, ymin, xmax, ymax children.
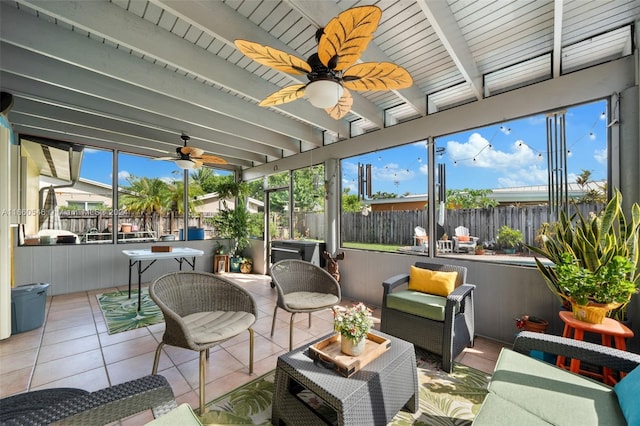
<box><xmin>122</xmin><ymin>248</ymin><xmax>205</xmax><ymax>310</ymax></box>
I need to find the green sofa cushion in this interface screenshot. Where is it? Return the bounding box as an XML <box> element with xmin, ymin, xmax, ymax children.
<box><xmin>385</xmin><ymin>290</ymin><xmax>458</xmax><ymax>322</ymax></box>
<box><xmin>472</xmin><ymin>393</ymin><xmax>552</xmax><ymax>425</ymax></box>
<box><xmin>488</xmin><ymin>349</ymin><xmax>626</xmax><ymax>426</ymax></box>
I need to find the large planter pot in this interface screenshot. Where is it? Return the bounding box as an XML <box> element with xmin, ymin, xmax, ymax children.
<box><xmin>340</xmin><ymin>336</ymin><xmax>366</xmax><ymax>356</ymax></box>
<box><xmin>571</xmin><ymin>300</ymin><xmax>622</xmax><ymax>324</ymax></box>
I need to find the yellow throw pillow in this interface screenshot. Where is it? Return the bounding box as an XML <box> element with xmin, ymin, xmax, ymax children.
<box><xmin>408</xmin><ymin>266</ymin><xmax>458</xmax><ymax>296</ymax></box>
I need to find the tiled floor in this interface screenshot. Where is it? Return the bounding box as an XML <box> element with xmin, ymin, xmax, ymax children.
<box><xmin>0</xmin><ymin>273</ymin><xmax>508</xmax><ymax>424</ymax></box>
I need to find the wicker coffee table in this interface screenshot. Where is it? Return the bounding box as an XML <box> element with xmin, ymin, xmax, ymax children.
<box><xmin>272</xmin><ymin>330</ymin><xmax>418</xmax><ymax>425</ymax></box>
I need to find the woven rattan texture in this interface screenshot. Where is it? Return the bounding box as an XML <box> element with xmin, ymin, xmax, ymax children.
<box><xmin>150</xmin><ymin>271</ymin><xmax>257</xmax><ymax>352</ymax></box>
<box><xmin>0</xmin><ymin>375</ymin><xmax>176</xmax><ymax>426</ymax></box>
<box><xmin>380</xmin><ymin>262</ymin><xmax>475</xmax><ymax>373</ymax></box>
<box><xmin>513</xmin><ymin>331</ymin><xmax>640</xmax><ymax>373</ymax></box>
<box><xmin>272</xmin><ymin>331</ymin><xmax>418</xmax><ymax>425</ymax></box>
<box><xmin>270</xmin><ymin>259</ymin><xmax>341</xmax><ymax>314</ymax></box>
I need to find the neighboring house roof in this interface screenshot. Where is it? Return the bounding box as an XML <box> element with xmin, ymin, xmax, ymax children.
<box><xmin>364</xmin><ymin>181</ymin><xmax>605</xmax><ymax>210</ymax></box>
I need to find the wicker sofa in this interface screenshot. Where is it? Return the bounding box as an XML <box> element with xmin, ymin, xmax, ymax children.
<box><xmin>0</xmin><ymin>375</ymin><xmax>179</xmax><ymax>425</ymax></box>
<box><xmin>473</xmin><ymin>331</ymin><xmax>640</xmax><ymax>425</ymax></box>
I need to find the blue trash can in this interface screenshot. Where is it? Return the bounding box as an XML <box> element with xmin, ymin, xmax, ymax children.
<box><xmin>11</xmin><ymin>283</ymin><xmax>50</xmax><ymax>334</ymax></box>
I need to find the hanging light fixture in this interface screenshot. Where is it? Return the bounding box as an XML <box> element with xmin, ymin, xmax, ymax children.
<box><xmin>175</xmin><ymin>159</ymin><xmax>195</xmax><ymax>169</ymax></box>
<box><xmin>305</xmin><ymin>80</ymin><xmax>344</xmax><ymax>109</ymax></box>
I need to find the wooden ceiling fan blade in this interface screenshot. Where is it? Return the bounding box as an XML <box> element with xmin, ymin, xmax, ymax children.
<box><xmin>259</xmin><ymin>84</ymin><xmax>306</xmax><ymax>107</ymax></box>
<box><xmin>343</xmin><ymin>62</ymin><xmax>413</xmax><ymax>91</ymax></box>
<box><xmin>181</xmin><ymin>146</ymin><xmax>205</xmax><ymax>157</ymax></box>
<box><xmin>235</xmin><ymin>40</ymin><xmax>311</xmax><ymax>74</ymax></box>
<box><xmin>192</xmin><ymin>159</ymin><xmax>203</xmax><ymax>169</ymax></box>
<box><xmin>325</xmin><ymin>88</ymin><xmax>353</xmax><ymax>120</ymax></box>
<box><xmin>318</xmin><ymin>6</ymin><xmax>381</xmax><ymax>71</ymax></box>
<box><xmin>196</xmin><ymin>154</ymin><xmax>228</xmax><ymax>165</ymax></box>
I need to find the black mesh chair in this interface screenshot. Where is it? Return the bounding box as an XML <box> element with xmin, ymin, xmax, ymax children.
<box><xmin>381</xmin><ymin>262</ymin><xmax>475</xmax><ymax>372</ymax></box>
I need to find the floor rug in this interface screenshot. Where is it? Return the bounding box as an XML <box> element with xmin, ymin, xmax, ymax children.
<box><xmin>96</xmin><ymin>289</ymin><xmax>164</xmax><ymax>334</ymax></box>
<box><xmin>201</xmin><ymin>349</ymin><xmax>490</xmax><ymax>425</ymax></box>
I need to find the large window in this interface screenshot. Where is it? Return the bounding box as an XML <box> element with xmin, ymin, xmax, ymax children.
<box><xmin>17</xmin><ymin>137</ymin><xmax>114</xmax><ymax>246</ymax></box>
<box><xmin>17</xmin><ymin>137</ymin><xmax>235</xmax><ymax>246</ymax></box>
<box><xmin>340</xmin><ymin>99</ymin><xmax>609</xmax><ymax>265</ymax></box>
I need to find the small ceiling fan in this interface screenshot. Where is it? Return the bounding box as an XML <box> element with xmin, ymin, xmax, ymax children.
<box><xmin>156</xmin><ymin>133</ymin><xmax>227</xmax><ymax>169</ymax></box>
<box><xmin>235</xmin><ymin>5</ymin><xmax>412</xmax><ymax>120</ymax></box>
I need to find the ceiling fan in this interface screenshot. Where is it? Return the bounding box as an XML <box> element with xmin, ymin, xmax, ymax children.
<box><xmin>235</xmin><ymin>5</ymin><xmax>412</xmax><ymax>120</ymax></box>
<box><xmin>156</xmin><ymin>133</ymin><xmax>227</xmax><ymax>169</ymax></box>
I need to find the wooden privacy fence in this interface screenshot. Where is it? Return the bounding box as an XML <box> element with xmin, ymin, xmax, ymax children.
<box><xmin>341</xmin><ymin>203</ymin><xmax>604</xmax><ymax>247</ymax></box>
<box><xmin>58</xmin><ymin>211</ymin><xmax>211</xmax><ymax>237</ymax></box>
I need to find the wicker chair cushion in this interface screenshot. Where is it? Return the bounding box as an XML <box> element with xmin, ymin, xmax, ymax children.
<box><xmin>408</xmin><ymin>266</ymin><xmax>457</xmax><ymax>296</ymax></box>
<box><xmin>183</xmin><ymin>311</ymin><xmax>256</xmax><ymax>344</ymax></box>
<box><xmin>284</xmin><ymin>292</ymin><xmax>340</xmax><ymax>310</ymax></box>
<box><xmin>489</xmin><ymin>348</ymin><xmax>625</xmax><ymax>425</ymax></box>
<box><xmin>385</xmin><ymin>291</ymin><xmax>460</xmax><ymax>322</ymax></box>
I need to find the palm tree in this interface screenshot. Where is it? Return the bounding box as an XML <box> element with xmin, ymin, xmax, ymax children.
<box><xmin>119</xmin><ymin>176</ymin><xmax>172</xmax><ymax>233</ymax></box>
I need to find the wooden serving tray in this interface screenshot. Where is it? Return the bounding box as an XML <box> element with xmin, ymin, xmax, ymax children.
<box><xmin>307</xmin><ymin>333</ymin><xmax>391</xmax><ymax>377</ymax></box>
<box><xmin>151</xmin><ymin>245</ymin><xmax>172</xmax><ymax>252</ymax></box>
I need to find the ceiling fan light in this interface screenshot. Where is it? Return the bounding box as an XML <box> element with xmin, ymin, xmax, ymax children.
<box><xmin>306</xmin><ymin>80</ymin><xmax>343</xmax><ymax>109</ymax></box>
<box><xmin>175</xmin><ymin>159</ymin><xmax>195</xmax><ymax>169</ymax></box>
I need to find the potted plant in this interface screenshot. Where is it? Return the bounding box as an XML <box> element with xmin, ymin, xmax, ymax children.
<box><xmin>497</xmin><ymin>225</ymin><xmax>523</xmax><ymax>254</ymax></box>
<box><xmin>210</xmin><ymin>181</ymin><xmax>251</xmax><ymax>272</ymax></box>
<box><xmin>332</xmin><ymin>303</ymin><xmax>374</xmax><ymax>356</ymax></box>
<box><xmin>475</xmin><ymin>244</ymin><xmax>485</xmax><ymax>255</ymax></box>
<box><xmin>240</xmin><ymin>257</ymin><xmax>253</xmax><ymax>274</ymax></box>
<box><xmin>526</xmin><ymin>189</ymin><xmax>640</xmax><ymax>322</ymax></box>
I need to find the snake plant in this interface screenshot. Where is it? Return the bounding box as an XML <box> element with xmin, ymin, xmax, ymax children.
<box><xmin>526</xmin><ymin>189</ymin><xmax>640</xmax><ymax>317</ymax></box>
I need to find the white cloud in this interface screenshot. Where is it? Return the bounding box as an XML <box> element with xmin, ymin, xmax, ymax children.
<box><xmin>594</xmin><ymin>148</ymin><xmax>607</xmax><ymax>165</ymax></box>
<box><xmin>447</xmin><ymin>133</ymin><xmax>538</xmax><ymax>169</ymax></box>
<box><xmin>497</xmin><ymin>164</ymin><xmax>548</xmax><ymax>187</ymax></box>
<box><xmin>374</xmin><ymin>163</ymin><xmax>415</xmax><ymax>182</ymax></box>
<box><xmin>118</xmin><ymin>170</ymin><xmax>130</xmax><ymax>181</ymax></box>
<box><xmin>342</xmin><ymin>178</ymin><xmax>356</xmax><ymax>194</ymax></box>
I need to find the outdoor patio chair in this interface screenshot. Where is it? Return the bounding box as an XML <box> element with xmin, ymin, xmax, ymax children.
<box><xmin>270</xmin><ymin>259</ymin><xmax>341</xmax><ymax>351</ymax></box>
<box><xmin>381</xmin><ymin>262</ymin><xmax>475</xmax><ymax>372</ymax></box>
<box><xmin>413</xmin><ymin>226</ymin><xmax>428</xmax><ymax>249</ymax></box>
<box><xmin>150</xmin><ymin>271</ymin><xmax>257</xmax><ymax>415</ymax></box>
<box><xmin>452</xmin><ymin>225</ymin><xmax>479</xmax><ymax>253</ymax></box>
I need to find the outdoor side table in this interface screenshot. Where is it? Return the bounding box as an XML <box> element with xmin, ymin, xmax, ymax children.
<box><xmin>122</xmin><ymin>247</ymin><xmax>204</xmax><ymax>311</ymax></box>
<box><xmin>272</xmin><ymin>330</ymin><xmax>418</xmax><ymax>426</ymax></box>
<box><xmin>556</xmin><ymin>310</ymin><xmax>634</xmax><ymax>385</ymax></box>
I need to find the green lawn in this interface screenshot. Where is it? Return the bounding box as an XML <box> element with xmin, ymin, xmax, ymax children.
<box><xmin>341</xmin><ymin>242</ymin><xmax>401</xmax><ymax>252</ymax></box>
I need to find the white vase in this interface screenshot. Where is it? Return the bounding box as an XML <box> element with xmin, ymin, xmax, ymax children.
<box><xmin>341</xmin><ymin>336</ymin><xmax>366</xmax><ymax>356</ymax></box>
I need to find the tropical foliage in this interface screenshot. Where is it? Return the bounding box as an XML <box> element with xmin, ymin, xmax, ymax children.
<box><xmin>447</xmin><ymin>188</ymin><xmax>498</xmax><ymax>209</ymax></box>
<box><xmin>496</xmin><ymin>225</ymin><xmax>524</xmax><ymax>249</ymax></box>
<box><xmin>527</xmin><ymin>189</ymin><xmax>640</xmax><ymax>315</ymax></box>
<box><xmin>203</xmin><ymin>349</ymin><xmax>490</xmax><ymax>425</ymax></box>
<box><xmin>97</xmin><ymin>289</ymin><xmax>163</xmax><ymax>335</ymax></box>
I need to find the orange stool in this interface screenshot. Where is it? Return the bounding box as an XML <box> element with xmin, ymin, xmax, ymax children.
<box><xmin>556</xmin><ymin>310</ymin><xmax>634</xmax><ymax>385</ymax></box>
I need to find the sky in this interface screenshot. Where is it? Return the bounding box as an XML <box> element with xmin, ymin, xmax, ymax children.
<box><xmin>80</xmin><ymin>99</ymin><xmax>608</xmax><ymax>196</ymax></box>
<box><xmin>341</xmin><ymin>99</ymin><xmax>608</xmax><ymax>196</ymax></box>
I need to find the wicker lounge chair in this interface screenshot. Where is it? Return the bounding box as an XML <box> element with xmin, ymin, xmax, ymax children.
<box><xmin>381</xmin><ymin>262</ymin><xmax>475</xmax><ymax>372</ymax></box>
<box><xmin>150</xmin><ymin>271</ymin><xmax>257</xmax><ymax>415</ymax></box>
<box><xmin>270</xmin><ymin>259</ymin><xmax>341</xmax><ymax>351</ymax></box>
<box><xmin>0</xmin><ymin>374</ymin><xmax>177</xmax><ymax>425</ymax></box>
